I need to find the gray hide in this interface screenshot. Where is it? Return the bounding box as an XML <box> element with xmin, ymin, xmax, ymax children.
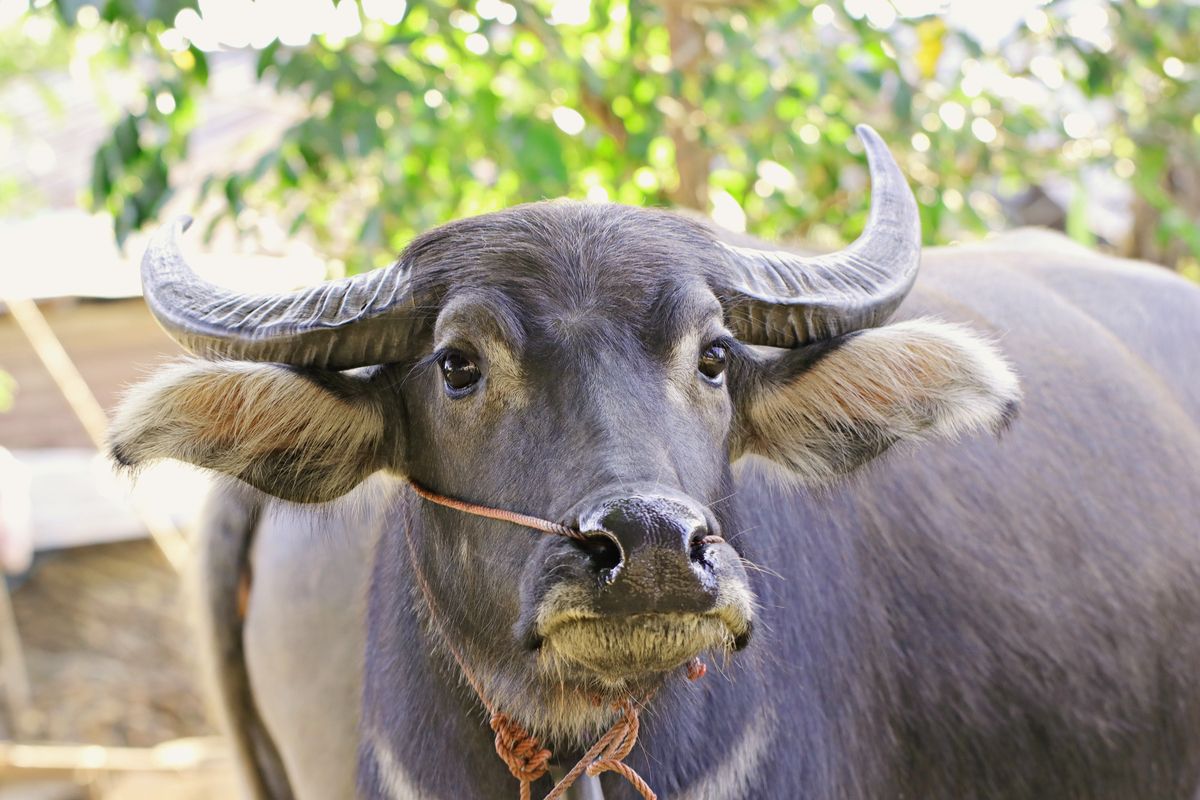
<box><xmin>197</xmin><ymin>229</ymin><xmax>1200</xmax><ymax>799</ymax></box>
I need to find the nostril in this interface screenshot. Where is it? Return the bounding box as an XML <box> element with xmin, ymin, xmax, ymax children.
<box><xmin>577</xmin><ymin>531</ymin><xmax>623</xmax><ymax>574</ymax></box>
<box><xmin>689</xmin><ymin>528</ymin><xmax>724</xmax><ymax>554</ymax></box>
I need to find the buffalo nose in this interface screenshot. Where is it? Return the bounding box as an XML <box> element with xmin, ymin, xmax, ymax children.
<box><xmin>576</xmin><ymin>496</ymin><xmax>719</xmax><ymax>615</ymax></box>
<box><xmin>598</xmin><ymin>497</ymin><xmax>709</xmax><ymax>558</ymax></box>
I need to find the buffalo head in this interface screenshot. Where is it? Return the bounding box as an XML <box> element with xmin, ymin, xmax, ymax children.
<box><xmin>109</xmin><ymin>126</ymin><xmax>1019</xmax><ymax>736</ymax></box>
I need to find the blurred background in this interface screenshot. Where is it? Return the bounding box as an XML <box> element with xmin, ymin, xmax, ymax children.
<box><xmin>0</xmin><ymin>0</ymin><xmax>1197</xmax><ymax>797</ymax></box>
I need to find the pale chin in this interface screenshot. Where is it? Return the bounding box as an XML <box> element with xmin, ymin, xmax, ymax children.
<box><xmin>538</xmin><ymin>612</ymin><xmax>738</xmax><ymax>685</ymax></box>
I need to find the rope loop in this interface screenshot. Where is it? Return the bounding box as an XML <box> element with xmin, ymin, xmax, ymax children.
<box><xmin>490</xmin><ymin>700</ymin><xmax>656</xmax><ymax>800</ymax></box>
<box><xmin>490</xmin><ymin>712</ymin><xmax>553</xmax><ymax>785</ymax></box>
<box><xmin>584</xmin><ymin>701</ymin><xmax>645</xmax><ymax>781</ymax></box>
<box><xmin>544</xmin><ymin>699</ymin><xmax>656</xmax><ymax>800</ymax></box>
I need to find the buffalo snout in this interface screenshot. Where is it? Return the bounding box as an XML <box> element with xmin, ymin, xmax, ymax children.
<box><xmin>522</xmin><ymin>493</ymin><xmax>755</xmax><ymax>684</ymax></box>
<box><xmin>575</xmin><ymin>496</ymin><xmax>720</xmax><ymax>616</ymax></box>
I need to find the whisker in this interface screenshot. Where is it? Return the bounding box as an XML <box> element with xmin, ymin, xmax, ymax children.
<box><xmin>723</xmin><ymin>524</ymin><xmax>764</xmax><ymax>544</ymax></box>
<box><xmin>707</xmin><ymin>486</ymin><xmax>742</xmax><ymax>507</ymax></box>
<box><xmin>737</xmin><ymin>556</ymin><xmax>785</xmax><ymax>581</ymax></box>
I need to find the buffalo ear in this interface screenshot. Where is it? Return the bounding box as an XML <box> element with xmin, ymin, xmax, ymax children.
<box><xmin>108</xmin><ymin>360</ymin><xmax>390</xmax><ymax>503</ymax></box>
<box><xmin>731</xmin><ymin>319</ymin><xmax>1021</xmax><ymax>482</ymax></box>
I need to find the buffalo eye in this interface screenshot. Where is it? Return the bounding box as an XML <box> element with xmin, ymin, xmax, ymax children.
<box><xmin>440</xmin><ymin>351</ymin><xmax>481</xmax><ymax>395</ymax></box>
<box><xmin>698</xmin><ymin>342</ymin><xmax>728</xmax><ymax>382</ymax></box>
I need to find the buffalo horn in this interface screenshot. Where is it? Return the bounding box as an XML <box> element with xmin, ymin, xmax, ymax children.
<box><xmin>140</xmin><ymin>217</ymin><xmax>417</xmax><ymax>369</ymax></box>
<box><xmin>715</xmin><ymin>124</ymin><xmax>922</xmax><ymax>347</ymax></box>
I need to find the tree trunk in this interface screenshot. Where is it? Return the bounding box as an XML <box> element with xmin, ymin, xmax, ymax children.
<box><xmin>664</xmin><ymin>0</ymin><xmax>710</xmax><ymax>211</ymax></box>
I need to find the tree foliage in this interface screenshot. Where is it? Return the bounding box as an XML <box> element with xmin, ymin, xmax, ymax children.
<box><xmin>10</xmin><ymin>0</ymin><xmax>1200</xmax><ymax>275</ymax></box>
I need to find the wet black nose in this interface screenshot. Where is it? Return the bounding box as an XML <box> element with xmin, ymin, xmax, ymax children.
<box><xmin>598</xmin><ymin>498</ymin><xmax>709</xmax><ymax>558</ymax></box>
<box><xmin>575</xmin><ymin>496</ymin><xmax>719</xmax><ymax>615</ymax></box>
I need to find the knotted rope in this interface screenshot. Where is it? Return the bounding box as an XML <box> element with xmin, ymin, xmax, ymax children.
<box><xmin>543</xmin><ymin>697</ymin><xmax>655</xmax><ymax>800</ymax></box>
<box><xmin>489</xmin><ymin>713</ymin><xmax>553</xmax><ymax>800</ymax></box>
<box><xmin>406</xmin><ymin>480</ymin><xmax>715</xmax><ymax>800</ymax></box>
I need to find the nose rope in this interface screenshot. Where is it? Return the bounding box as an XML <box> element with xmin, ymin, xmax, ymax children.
<box><xmin>405</xmin><ymin>479</ymin><xmax>712</xmax><ymax>800</ymax></box>
<box><xmin>410</xmin><ymin>480</ymin><xmax>589</xmax><ymax>542</ymax></box>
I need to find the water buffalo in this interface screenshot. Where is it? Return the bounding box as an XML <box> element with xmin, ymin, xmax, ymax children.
<box><xmin>109</xmin><ymin>126</ymin><xmax>1200</xmax><ymax>800</ymax></box>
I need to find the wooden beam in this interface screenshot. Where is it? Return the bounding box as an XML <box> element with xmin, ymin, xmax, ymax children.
<box><xmin>2</xmin><ymin>297</ymin><xmax>188</xmax><ymax>572</ymax></box>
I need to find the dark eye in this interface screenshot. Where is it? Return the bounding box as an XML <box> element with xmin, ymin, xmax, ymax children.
<box><xmin>698</xmin><ymin>342</ymin><xmax>727</xmax><ymax>382</ymax></box>
<box><xmin>440</xmin><ymin>351</ymin><xmax>481</xmax><ymax>395</ymax></box>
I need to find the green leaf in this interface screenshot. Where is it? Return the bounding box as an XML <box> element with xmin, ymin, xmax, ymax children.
<box><xmin>256</xmin><ymin>41</ymin><xmax>280</xmax><ymax>79</ymax></box>
<box><xmin>91</xmin><ymin>145</ymin><xmax>113</xmax><ymax>206</ymax></box>
<box><xmin>114</xmin><ymin>114</ymin><xmax>141</xmax><ymax>162</ymax></box>
<box><xmin>224</xmin><ymin>175</ymin><xmax>244</xmax><ymax>215</ymax></box>
<box><xmin>190</xmin><ymin>46</ymin><xmax>209</xmax><ymax>84</ymax></box>
<box><xmin>1066</xmin><ymin>184</ymin><xmax>1095</xmax><ymax>246</ymax></box>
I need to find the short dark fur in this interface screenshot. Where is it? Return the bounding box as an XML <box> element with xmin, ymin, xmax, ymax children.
<box><xmin>113</xmin><ymin>201</ymin><xmax>1200</xmax><ymax>799</ymax></box>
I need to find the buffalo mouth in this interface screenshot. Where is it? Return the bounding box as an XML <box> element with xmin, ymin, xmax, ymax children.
<box><xmin>537</xmin><ymin>609</ymin><xmax>750</xmax><ymax>683</ymax></box>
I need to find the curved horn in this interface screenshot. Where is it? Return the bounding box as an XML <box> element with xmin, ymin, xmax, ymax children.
<box><xmin>715</xmin><ymin>124</ymin><xmax>921</xmax><ymax>347</ymax></box>
<box><xmin>140</xmin><ymin>217</ymin><xmax>417</xmax><ymax>369</ymax></box>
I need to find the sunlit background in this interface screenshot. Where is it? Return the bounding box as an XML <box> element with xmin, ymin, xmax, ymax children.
<box><xmin>0</xmin><ymin>0</ymin><xmax>1197</xmax><ymax>796</ymax></box>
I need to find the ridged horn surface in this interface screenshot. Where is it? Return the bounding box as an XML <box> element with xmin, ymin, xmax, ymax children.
<box><xmin>141</xmin><ymin>217</ymin><xmax>417</xmax><ymax>369</ymax></box>
<box><xmin>714</xmin><ymin>124</ymin><xmax>921</xmax><ymax>347</ymax></box>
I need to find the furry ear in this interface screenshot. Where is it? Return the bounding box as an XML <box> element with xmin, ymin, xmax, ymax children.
<box><xmin>732</xmin><ymin>319</ymin><xmax>1021</xmax><ymax>482</ymax></box>
<box><xmin>108</xmin><ymin>360</ymin><xmax>389</xmax><ymax>503</ymax></box>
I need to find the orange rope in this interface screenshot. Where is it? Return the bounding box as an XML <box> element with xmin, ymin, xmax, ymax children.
<box><xmin>543</xmin><ymin>698</ymin><xmax>655</xmax><ymax>800</ymax></box>
<box><xmin>490</xmin><ymin>712</ymin><xmax>552</xmax><ymax>800</ymax></box>
<box><xmin>410</xmin><ymin>480</ymin><xmax>588</xmax><ymax>542</ymax></box>
<box><xmin>403</xmin><ymin>480</ymin><xmax>712</xmax><ymax>800</ymax></box>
